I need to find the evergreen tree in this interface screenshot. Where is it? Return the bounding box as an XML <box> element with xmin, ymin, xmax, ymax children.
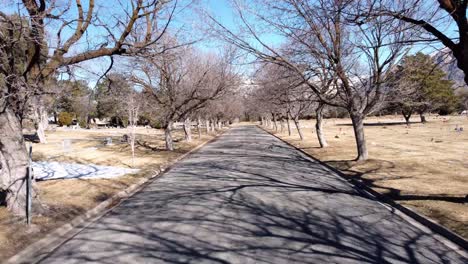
<box><xmin>388</xmin><ymin>52</ymin><xmax>458</xmax><ymax>123</ymax></box>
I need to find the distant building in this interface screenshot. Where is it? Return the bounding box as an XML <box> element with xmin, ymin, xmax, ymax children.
<box><xmin>90</xmin><ymin>118</ymin><xmax>110</xmax><ymax>127</ymax></box>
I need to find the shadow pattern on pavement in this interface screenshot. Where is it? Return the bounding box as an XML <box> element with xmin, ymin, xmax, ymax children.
<box><xmin>37</xmin><ymin>126</ymin><xmax>466</xmax><ymax>263</ymax></box>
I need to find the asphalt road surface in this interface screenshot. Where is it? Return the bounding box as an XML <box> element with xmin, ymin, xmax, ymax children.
<box><xmin>36</xmin><ymin>126</ymin><xmax>466</xmax><ymax>263</ymax></box>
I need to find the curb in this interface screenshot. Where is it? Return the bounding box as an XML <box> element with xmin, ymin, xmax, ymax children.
<box><xmin>258</xmin><ymin>125</ymin><xmax>468</xmax><ymax>257</ymax></box>
<box><xmin>6</xmin><ymin>129</ymin><xmax>229</xmax><ymax>264</ymax></box>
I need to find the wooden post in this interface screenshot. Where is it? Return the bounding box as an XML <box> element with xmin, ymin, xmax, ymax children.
<box><xmin>26</xmin><ymin>145</ymin><xmax>32</xmax><ymax>225</ymax></box>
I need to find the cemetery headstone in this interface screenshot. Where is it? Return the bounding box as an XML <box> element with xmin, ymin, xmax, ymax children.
<box><xmin>63</xmin><ymin>139</ymin><xmax>72</xmax><ymax>153</ymax></box>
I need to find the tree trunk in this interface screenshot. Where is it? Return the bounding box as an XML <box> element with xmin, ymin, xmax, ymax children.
<box><xmin>402</xmin><ymin>110</ymin><xmax>412</xmax><ymax>126</ymax></box>
<box><xmin>280</xmin><ymin>119</ymin><xmax>285</xmax><ymax>133</ymax></box>
<box><xmin>130</xmin><ymin>124</ymin><xmax>136</xmax><ymax>168</ymax></box>
<box><xmin>0</xmin><ymin>108</ymin><xmax>30</xmax><ymax>215</ymax></box>
<box><xmin>272</xmin><ymin>113</ymin><xmax>278</xmax><ymax>131</ymax></box>
<box><xmin>205</xmin><ymin>119</ymin><xmax>210</xmax><ymax>134</ymax></box>
<box><xmin>315</xmin><ymin>104</ymin><xmax>328</xmax><ymax>148</ymax></box>
<box><xmin>452</xmin><ymin>44</ymin><xmax>468</xmax><ymax>85</ymax></box>
<box><xmin>211</xmin><ymin>119</ymin><xmax>216</xmax><ymax>132</ymax></box>
<box><xmin>273</xmin><ymin>114</ymin><xmax>278</xmax><ymax>132</ymax></box>
<box><xmin>350</xmin><ymin>112</ymin><xmax>368</xmax><ymax>161</ymax></box>
<box><xmin>197</xmin><ymin>117</ymin><xmax>202</xmax><ymax>139</ymax></box>
<box><xmin>419</xmin><ymin>112</ymin><xmax>427</xmax><ymax>123</ymax></box>
<box><xmin>34</xmin><ymin>105</ymin><xmax>48</xmax><ymax>144</ymax></box>
<box><xmin>286</xmin><ymin>114</ymin><xmax>292</xmax><ymax>136</ymax></box>
<box><xmin>165</xmin><ymin>121</ymin><xmax>174</xmax><ymax>151</ymax></box>
<box><xmin>183</xmin><ymin>118</ymin><xmax>192</xmax><ymax>142</ymax></box>
<box><xmin>293</xmin><ymin>117</ymin><xmax>304</xmax><ymax>140</ymax></box>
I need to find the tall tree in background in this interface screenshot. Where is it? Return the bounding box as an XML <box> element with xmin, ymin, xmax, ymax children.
<box><xmin>48</xmin><ymin>79</ymin><xmax>100</xmax><ymax>129</ymax></box>
<box><xmin>0</xmin><ymin>0</ymin><xmax>178</xmax><ymax>215</ymax></box>
<box><xmin>95</xmin><ymin>74</ymin><xmax>133</xmax><ymax>127</ymax></box>
<box><xmin>388</xmin><ymin>53</ymin><xmax>457</xmax><ymax>123</ymax></box>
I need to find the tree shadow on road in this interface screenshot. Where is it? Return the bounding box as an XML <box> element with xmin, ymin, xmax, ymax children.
<box><xmin>325</xmin><ymin>159</ymin><xmax>467</xmax><ymax>204</ymax></box>
<box><xmin>35</xmin><ymin>127</ymin><xmax>466</xmax><ymax>263</ymax></box>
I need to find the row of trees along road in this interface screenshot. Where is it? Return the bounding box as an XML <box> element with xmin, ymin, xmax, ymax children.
<box><xmin>210</xmin><ymin>0</ymin><xmax>468</xmax><ymax>162</ymax></box>
<box><xmin>1</xmin><ymin>0</ymin><xmax>468</xmax><ymax>216</ymax></box>
<box><xmin>0</xmin><ymin>0</ymin><xmax>241</xmax><ymax>216</ymax></box>
<box><xmin>132</xmin><ymin>44</ymin><xmax>240</xmax><ymax>150</ymax></box>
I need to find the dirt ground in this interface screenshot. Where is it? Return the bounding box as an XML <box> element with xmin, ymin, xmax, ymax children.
<box><xmin>267</xmin><ymin>114</ymin><xmax>468</xmax><ymax>239</ymax></box>
<box><xmin>0</xmin><ymin>126</ymin><xmax>224</xmax><ymax>260</ymax></box>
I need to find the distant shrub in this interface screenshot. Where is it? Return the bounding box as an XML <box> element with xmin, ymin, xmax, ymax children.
<box><xmin>78</xmin><ymin>119</ymin><xmax>87</xmax><ymax>128</ymax></box>
<box><xmin>150</xmin><ymin>120</ymin><xmax>162</xmax><ymax>129</ymax></box>
<box><xmin>58</xmin><ymin>112</ymin><xmax>73</xmax><ymax>126</ymax></box>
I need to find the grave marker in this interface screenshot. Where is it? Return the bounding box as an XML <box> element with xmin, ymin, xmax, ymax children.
<box><xmin>63</xmin><ymin>139</ymin><xmax>72</xmax><ymax>153</ymax></box>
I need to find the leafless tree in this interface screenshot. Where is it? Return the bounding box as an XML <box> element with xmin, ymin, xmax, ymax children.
<box><xmin>0</xmin><ymin>0</ymin><xmax>179</xmax><ymax>215</ymax></box>
<box><xmin>133</xmin><ymin>45</ymin><xmax>239</xmax><ymax>150</ymax></box>
<box><xmin>254</xmin><ymin>63</ymin><xmax>316</xmax><ymax>141</ymax></box>
<box><xmin>127</xmin><ymin>91</ymin><xmax>141</xmax><ymax>168</ymax></box>
<box><xmin>209</xmin><ymin>0</ymin><xmax>410</xmax><ymax>160</ymax></box>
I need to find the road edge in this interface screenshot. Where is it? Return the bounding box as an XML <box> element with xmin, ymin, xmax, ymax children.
<box><xmin>258</xmin><ymin>125</ymin><xmax>468</xmax><ymax>257</ymax></box>
<box><xmin>6</xmin><ymin>129</ymin><xmax>229</xmax><ymax>264</ymax></box>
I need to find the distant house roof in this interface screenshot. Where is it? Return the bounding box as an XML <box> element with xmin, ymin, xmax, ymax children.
<box><xmin>93</xmin><ymin>118</ymin><xmax>110</xmax><ymax>125</ymax></box>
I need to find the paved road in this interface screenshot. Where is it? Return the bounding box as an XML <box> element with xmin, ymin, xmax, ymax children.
<box><xmin>36</xmin><ymin>126</ymin><xmax>466</xmax><ymax>263</ymax></box>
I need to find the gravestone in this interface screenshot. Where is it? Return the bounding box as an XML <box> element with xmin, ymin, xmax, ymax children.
<box><xmin>62</xmin><ymin>139</ymin><xmax>72</xmax><ymax>153</ymax></box>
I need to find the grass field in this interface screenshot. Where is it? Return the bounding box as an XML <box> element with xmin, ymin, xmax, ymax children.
<box><xmin>0</xmin><ymin>126</ymin><xmax>223</xmax><ymax>260</ymax></box>
<box><xmin>267</xmin><ymin>114</ymin><xmax>468</xmax><ymax>239</ymax></box>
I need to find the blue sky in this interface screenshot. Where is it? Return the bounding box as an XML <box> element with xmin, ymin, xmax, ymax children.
<box><xmin>1</xmin><ymin>0</ymin><xmax>459</xmax><ymax>86</ymax></box>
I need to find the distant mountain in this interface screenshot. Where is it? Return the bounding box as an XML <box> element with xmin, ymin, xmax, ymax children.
<box><xmin>431</xmin><ymin>48</ymin><xmax>468</xmax><ymax>93</ymax></box>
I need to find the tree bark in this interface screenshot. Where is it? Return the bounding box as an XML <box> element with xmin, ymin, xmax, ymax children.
<box><xmin>286</xmin><ymin>114</ymin><xmax>292</xmax><ymax>136</ymax></box>
<box><xmin>130</xmin><ymin>124</ymin><xmax>136</xmax><ymax>168</ymax></box>
<box><xmin>197</xmin><ymin>117</ymin><xmax>202</xmax><ymax>139</ymax></box>
<box><xmin>211</xmin><ymin>119</ymin><xmax>216</xmax><ymax>132</ymax></box>
<box><xmin>293</xmin><ymin>117</ymin><xmax>304</xmax><ymax>140</ymax></box>
<box><xmin>272</xmin><ymin>113</ymin><xmax>278</xmax><ymax>131</ymax></box>
<box><xmin>419</xmin><ymin>112</ymin><xmax>427</xmax><ymax>123</ymax></box>
<box><xmin>205</xmin><ymin>119</ymin><xmax>210</xmax><ymax>134</ymax></box>
<box><xmin>315</xmin><ymin>104</ymin><xmax>328</xmax><ymax>148</ymax></box>
<box><xmin>0</xmin><ymin>108</ymin><xmax>30</xmax><ymax>215</ymax></box>
<box><xmin>165</xmin><ymin>121</ymin><xmax>174</xmax><ymax>151</ymax></box>
<box><xmin>350</xmin><ymin>112</ymin><xmax>368</xmax><ymax>161</ymax></box>
<box><xmin>34</xmin><ymin>105</ymin><xmax>48</xmax><ymax>144</ymax></box>
<box><xmin>183</xmin><ymin>117</ymin><xmax>192</xmax><ymax>142</ymax></box>
<box><xmin>402</xmin><ymin>110</ymin><xmax>412</xmax><ymax>126</ymax></box>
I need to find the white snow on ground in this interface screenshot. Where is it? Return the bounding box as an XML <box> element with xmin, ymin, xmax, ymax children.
<box><xmin>33</xmin><ymin>162</ymin><xmax>139</xmax><ymax>181</ymax></box>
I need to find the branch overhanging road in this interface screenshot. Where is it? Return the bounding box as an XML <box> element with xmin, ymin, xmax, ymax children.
<box><xmin>36</xmin><ymin>126</ymin><xmax>466</xmax><ymax>263</ymax></box>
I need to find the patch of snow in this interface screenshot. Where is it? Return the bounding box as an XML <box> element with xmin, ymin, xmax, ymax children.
<box><xmin>33</xmin><ymin>162</ymin><xmax>139</xmax><ymax>181</ymax></box>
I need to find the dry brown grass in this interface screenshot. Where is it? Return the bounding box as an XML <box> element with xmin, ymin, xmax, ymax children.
<box><xmin>267</xmin><ymin>115</ymin><xmax>468</xmax><ymax>239</ymax></box>
<box><xmin>0</xmin><ymin>126</ymin><xmax>223</xmax><ymax>260</ymax></box>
